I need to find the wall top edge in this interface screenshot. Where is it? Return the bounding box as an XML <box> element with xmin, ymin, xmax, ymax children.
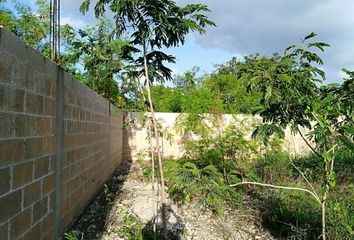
<box><xmin>0</xmin><ymin>27</ymin><xmax>120</xmax><ymax>112</ymax></box>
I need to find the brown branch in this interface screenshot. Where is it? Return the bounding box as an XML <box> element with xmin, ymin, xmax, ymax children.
<box><xmin>298</xmin><ymin>130</ymin><xmax>322</xmax><ymax>158</ymax></box>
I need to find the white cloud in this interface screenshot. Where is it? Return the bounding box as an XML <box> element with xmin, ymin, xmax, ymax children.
<box><xmin>176</xmin><ymin>0</ymin><xmax>354</xmax><ymax>83</ymax></box>
<box><xmin>61</xmin><ymin>17</ymin><xmax>89</xmax><ymax>29</ymax></box>
<box><xmin>43</xmin><ymin>0</ymin><xmax>354</xmax><ymax>83</ymax></box>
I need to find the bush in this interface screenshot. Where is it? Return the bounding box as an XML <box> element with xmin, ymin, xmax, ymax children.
<box><xmin>164</xmin><ymin>159</ymin><xmax>242</xmax><ymax>214</ymax></box>
<box><xmin>255</xmin><ymin>151</ymin><xmax>354</xmax><ymax>239</ymax></box>
<box><xmin>327</xmin><ymin>199</ymin><xmax>354</xmax><ymax>239</ymax></box>
<box><xmin>261</xmin><ymin>192</ymin><xmax>321</xmax><ymax>239</ymax></box>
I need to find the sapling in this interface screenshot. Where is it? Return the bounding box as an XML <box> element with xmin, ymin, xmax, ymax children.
<box><xmin>233</xmin><ymin>33</ymin><xmax>354</xmax><ymax>240</ymax></box>
<box><xmin>80</xmin><ymin>0</ymin><xmax>215</xmax><ymax>237</ymax></box>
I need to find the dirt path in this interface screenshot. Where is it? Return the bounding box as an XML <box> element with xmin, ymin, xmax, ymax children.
<box><xmin>67</xmin><ymin>160</ymin><xmax>276</xmax><ymax>240</ymax></box>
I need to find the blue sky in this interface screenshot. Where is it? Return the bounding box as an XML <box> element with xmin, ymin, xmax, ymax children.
<box><xmin>6</xmin><ymin>0</ymin><xmax>354</xmax><ymax>83</ymax></box>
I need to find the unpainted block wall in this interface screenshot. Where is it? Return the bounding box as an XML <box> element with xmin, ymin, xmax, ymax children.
<box><xmin>0</xmin><ymin>27</ymin><xmax>123</xmax><ymax>240</ymax></box>
<box><xmin>60</xmin><ymin>73</ymin><xmax>123</xmax><ymax>233</ymax></box>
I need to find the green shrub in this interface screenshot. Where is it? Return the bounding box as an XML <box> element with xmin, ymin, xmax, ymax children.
<box><xmin>257</xmin><ymin>150</ymin><xmax>353</xmax><ymax>239</ymax></box>
<box><xmin>164</xmin><ymin>159</ymin><xmax>242</xmax><ymax>214</ymax></box>
<box><xmin>327</xmin><ymin>199</ymin><xmax>354</xmax><ymax>239</ymax></box>
<box><xmin>261</xmin><ymin>192</ymin><xmax>321</xmax><ymax>239</ymax></box>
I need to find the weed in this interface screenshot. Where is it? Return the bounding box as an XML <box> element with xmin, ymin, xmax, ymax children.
<box><xmin>64</xmin><ymin>231</ymin><xmax>79</xmax><ymax>240</ymax></box>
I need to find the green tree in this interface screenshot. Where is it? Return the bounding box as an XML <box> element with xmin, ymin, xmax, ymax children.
<box><xmin>173</xmin><ymin>66</ymin><xmax>203</xmax><ymax>90</ymax></box>
<box><xmin>234</xmin><ymin>32</ymin><xmax>353</xmax><ymax>240</ymax></box>
<box><xmin>80</xmin><ymin>0</ymin><xmax>215</xmax><ymax>236</ymax></box>
<box><xmin>150</xmin><ymin>61</ymin><xmax>261</xmax><ymax>114</ymax></box>
<box><xmin>204</xmin><ymin>59</ymin><xmax>262</xmax><ymax>114</ymax></box>
<box><xmin>63</xmin><ymin>17</ymin><xmax>133</xmax><ymax>105</ymax></box>
<box><xmin>0</xmin><ymin>0</ymin><xmax>49</xmax><ymax>49</ymax></box>
<box><xmin>181</xmin><ymin>87</ymin><xmax>224</xmax><ymax>114</ymax></box>
<box><xmin>151</xmin><ymin>85</ymin><xmax>183</xmax><ymax>112</ymax></box>
<box><xmin>0</xmin><ymin>0</ymin><xmax>18</xmax><ymax>33</ymax></box>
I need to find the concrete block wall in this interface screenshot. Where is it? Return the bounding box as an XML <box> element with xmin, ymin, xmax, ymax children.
<box><xmin>59</xmin><ymin>76</ymin><xmax>123</xmax><ymax>233</ymax></box>
<box><xmin>0</xmin><ymin>27</ymin><xmax>123</xmax><ymax>239</ymax></box>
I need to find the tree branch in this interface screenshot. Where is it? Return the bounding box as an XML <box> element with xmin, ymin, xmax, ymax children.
<box><xmin>298</xmin><ymin>130</ymin><xmax>322</xmax><ymax>158</ymax></box>
<box><xmin>230</xmin><ymin>181</ymin><xmax>321</xmax><ymax>204</ymax></box>
<box><xmin>290</xmin><ymin>160</ymin><xmax>320</xmax><ymax>200</ymax></box>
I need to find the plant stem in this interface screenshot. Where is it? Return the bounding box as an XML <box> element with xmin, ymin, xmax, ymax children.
<box><xmin>135</xmin><ymin>79</ymin><xmax>156</xmax><ymax>189</ymax></box>
<box><xmin>321</xmin><ymin>198</ymin><xmax>326</xmax><ymax>240</ymax></box>
<box><xmin>230</xmin><ymin>181</ymin><xmax>321</xmax><ymax>204</ymax></box>
<box><xmin>136</xmin><ymin>80</ymin><xmax>159</xmax><ymax>240</ymax></box>
<box><xmin>147</xmin><ymin>121</ymin><xmax>156</xmax><ymax>189</ymax></box>
<box><xmin>135</xmin><ymin>78</ymin><xmax>157</xmax><ymax>239</ymax></box>
<box><xmin>143</xmin><ymin>42</ymin><xmax>167</xmax><ymax>238</ymax></box>
<box><xmin>298</xmin><ymin>130</ymin><xmax>322</xmax><ymax>158</ymax></box>
<box><xmin>290</xmin><ymin>160</ymin><xmax>319</xmax><ymax>200</ymax></box>
<box><xmin>320</xmin><ymin>144</ymin><xmax>337</xmax><ymax>240</ymax></box>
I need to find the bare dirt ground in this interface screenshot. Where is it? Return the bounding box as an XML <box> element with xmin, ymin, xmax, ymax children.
<box><xmin>68</xmin><ymin>160</ymin><xmax>277</xmax><ymax>240</ymax></box>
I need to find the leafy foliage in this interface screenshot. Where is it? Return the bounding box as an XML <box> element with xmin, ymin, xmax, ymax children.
<box><xmin>239</xmin><ymin>33</ymin><xmax>353</xmax><ymax>240</ymax></box>
<box><xmin>239</xmin><ymin>33</ymin><xmax>329</xmax><ymax>130</ymax></box>
<box><xmin>164</xmin><ymin>159</ymin><xmax>241</xmax><ymax>214</ymax></box>
<box><xmin>147</xmin><ymin>60</ymin><xmax>262</xmax><ymax>114</ymax></box>
<box><xmin>0</xmin><ymin>0</ymin><xmax>49</xmax><ymax>49</ymax></box>
<box><xmin>81</xmin><ymin>0</ymin><xmax>216</xmax><ymax>85</ymax></box>
<box><xmin>163</xmin><ymin>33</ymin><xmax>353</xmax><ymax>239</ymax></box>
<box><xmin>62</xmin><ymin>17</ymin><xmax>133</xmax><ymax>105</ymax></box>
<box><xmin>164</xmin><ymin>117</ymin><xmax>276</xmax><ymax>212</ymax></box>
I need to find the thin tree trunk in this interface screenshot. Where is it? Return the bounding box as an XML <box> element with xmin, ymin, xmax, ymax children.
<box><xmin>143</xmin><ymin>43</ymin><xmax>167</xmax><ymax>238</ymax></box>
<box><xmin>147</xmin><ymin>119</ymin><xmax>158</xmax><ymax>240</ymax></box>
<box><xmin>216</xmin><ymin>115</ymin><xmax>229</xmax><ymax>184</ymax></box>
<box><xmin>322</xmin><ymin>171</ymin><xmax>329</xmax><ymax>240</ymax></box>
<box><xmin>321</xmin><ymin>156</ymin><xmax>331</xmax><ymax>240</ymax></box>
<box><xmin>135</xmin><ymin>78</ymin><xmax>157</xmax><ymax>239</ymax></box>
<box><xmin>135</xmin><ymin>78</ymin><xmax>156</xmax><ymax>189</ymax></box>
<box><xmin>148</xmin><ymin>120</ymin><xmax>156</xmax><ymax>189</ymax></box>
<box><xmin>321</xmin><ymin>200</ymin><xmax>326</xmax><ymax>240</ymax></box>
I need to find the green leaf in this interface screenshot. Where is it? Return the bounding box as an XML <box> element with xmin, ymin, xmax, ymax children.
<box><xmin>321</xmin><ymin>152</ymin><xmax>331</xmax><ymax>161</ymax></box>
<box><xmin>343</xmin><ymin>126</ymin><xmax>354</xmax><ymax>136</ymax></box>
<box><xmin>308</xmin><ymin>42</ymin><xmax>331</xmax><ymax>52</ymax></box>
<box><xmin>265</xmin><ymin>85</ymin><xmax>272</xmax><ymax>100</ymax></box>
<box><xmin>304</xmin><ymin>32</ymin><xmax>317</xmax><ymax>40</ymax></box>
<box><xmin>338</xmin><ymin>135</ymin><xmax>354</xmax><ymax>150</ymax></box>
<box><xmin>79</xmin><ymin>0</ymin><xmax>91</xmax><ymax>14</ymax></box>
<box><xmin>328</xmin><ymin>172</ymin><xmax>336</xmax><ymax>188</ymax></box>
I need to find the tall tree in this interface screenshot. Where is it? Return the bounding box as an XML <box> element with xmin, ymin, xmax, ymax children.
<box><xmin>204</xmin><ymin>59</ymin><xmax>262</xmax><ymax>114</ymax></box>
<box><xmin>80</xmin><ymin>0</ymin><xmax>215</xmax><ymax>236</ymax></box>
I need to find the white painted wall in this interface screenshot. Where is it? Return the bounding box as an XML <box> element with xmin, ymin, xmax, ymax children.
<box><xmin>123</xmin><ymin>112</ymin><xmax>311</xmax><ymax>161</ymax></box>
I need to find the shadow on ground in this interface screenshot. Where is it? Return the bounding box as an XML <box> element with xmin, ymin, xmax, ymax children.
<box><xmin>65</xmin><ymin>157</ymin><xmax>133</xmax><ymax>239</ymax></box>
<box><xmin>64</xmin><ymin>113</ymin><xmax>188</xmax><ymax>240</ymax></box>
<box><xmin>140</xmin><ymin>204</ymin><xmax>186</xmax><ymax>240</ymax></box>
<box><xmin>63</xmin><ymin>113</ymin><xmax>136</xmax><ymax>240</ymax></box>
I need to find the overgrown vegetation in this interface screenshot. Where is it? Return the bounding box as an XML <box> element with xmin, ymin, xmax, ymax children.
<box><xmin>142</xmin><ymin>34</ymin><xmax>353</xmax><ymax>239</ymax></box>
<box><xmin>1</xmin><ymin>1</ymin><xmax>353</xmax><ymax>239</ymax></box>
<box><xmin>0</xmin><ymin>0</ymin><xmax>260</xmax><ymax>113</ymax></box>
<box><xmin>153</xmin><ymin>119</ymin><xmax>353</xmax><ymax>239</ymax></box>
